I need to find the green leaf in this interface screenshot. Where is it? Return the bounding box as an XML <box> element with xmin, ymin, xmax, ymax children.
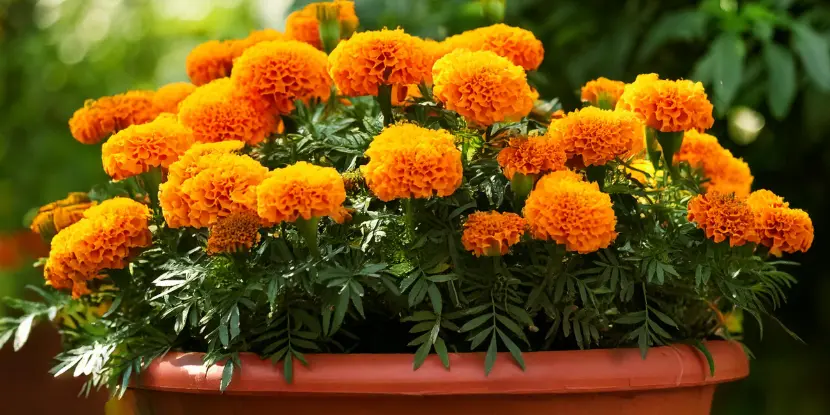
<box><xmin>792</xmin><ymin>22</ymin><xmax>830</xmax><ymax>91</ymax></box>
<box><xmin>496</xmin><ymin>329</ymin><xmax>526</xmax><ymax>370</ymax></box>
<box><xmin>468</xmin><ymin>326</ymin><xmax>494</xmax><ymax>349</ymax></box>
<box><xmin>13</xmin><ymin>314</ymin><xmax>34</xmax><ymax>351</ymax></box>
<box><xmin>219</xmin><ymin>324</ymin><xmax>229</xmax><ymax>348</ymax></box>
<box><xmin>616</xmin><ymin>311</ymin><xmax>646</xmax><ymax>325</ymax></box>
<box><xmin>409</xmin><ymin>321</ymin><xmax>435</xmax><ymax>333</ymax></box>
<box><xmin>412</xmin><ymin>341</ymin><xmax>431</xmax><ymax>370</ymax></box>
<box><xmin>763</xmin><ymin>42</ymin><xmax>797</xmax><ymax>119</ymax></box>
<box><xmin>402</xmin><ymin>311</ymin><xmax>436</xmax><ymax>322</ymax></box>
<box><xmin>708</xmin><ymin>33</ymin><xmax>746</xmax><ymax>114</ymax></box>
<box><xmin>637</xmin><ymin>9</ymin><xmax>708</xmax><ymax>62</ymax></box>
<box><xmin>0</xmin><ymin>330</ymin><xmax>13</xmax><ymax>350</ymax></box>
<box><xmin>649</xmin><ymin>307</ymin><xmax>679</xmax><ymax>328</ymax></box>
<box><xmin>220</xmin><ymin>360</ymin><xmax>234</xmax><ymax>392</ymax></box>
<box><xmin>408</xmin><ymin>279</ymin><xmax>428</xmax><ymax>307</ymax></box>
<box><xmin>495</xmin><ymin>314</ymin><xmax>527</xmax><ymax>343</ymax></box>
<box><xmin>290</xmin><ymin>338</ymin><xmax>321</xmax><ymax>351</ymax></box>
<box><xmin>434</xmin><ymin>337</ymin><xmax>450</xmax><ymax>369</ymax></box>
<box><xmin>484</xmin><ymin>333</ymin><xmax>499</xmax><ymax>376</ymax></box>
<box><xmin>283</xmin><ymin>354</ymin><xmax>294</xmax><ymax>383</ymax></box>
<box><xmin>459</xmin><ymin>313</ymin><xmax>493</xmax><ymax>333</ymax></box>
<box><xmin>350</xmin><ymin>289</ymin><xmax>365</xmax><ymax>318</ymax></box>
<box><xmin>332</xmin><ymin>287</ymin><xmax>350</xmax><ymax>334</ymax></box>
<box><xmin>426</xmin><ymin>274</ymin><xmax>457</xmax><ymax>283</ymax></box>
<box><xmin>229</xmin><ymin>305</ymin><xmax>240</xmax><ymax>340</ymax></box>
<box><xmin>694</xmin><ymin>341</ymin><xmax>716</xmax><ymax>377</ymax></box>
<box><xmin>427</xmin><ymin>284</ymin><xmax>442</xmax><ymax>315</ymax></box>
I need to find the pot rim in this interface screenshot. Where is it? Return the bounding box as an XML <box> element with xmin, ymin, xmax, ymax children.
<box><xmin>135</xmin><ymin>340</ymin><xmax>748</xmax><ymax>396</ymax></box>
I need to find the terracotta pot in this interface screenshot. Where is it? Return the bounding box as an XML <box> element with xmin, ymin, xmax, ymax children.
<box><xmin>122</xmin><ymin>341</ymin><xmax>747</xmax><ymax>415</ymax></box>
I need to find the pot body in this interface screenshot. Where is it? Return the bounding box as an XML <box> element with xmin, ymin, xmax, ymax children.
<box><xmin>120</xmin><ymin>341</ymin><xmax>748</xmax><ymax>415</ymax></box>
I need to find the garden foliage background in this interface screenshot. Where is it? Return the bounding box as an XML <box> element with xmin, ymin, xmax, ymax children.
<box><xmin>0</xmin><ymin>0</ymin><xmax>828</xmax><ymax>413</ymax></box>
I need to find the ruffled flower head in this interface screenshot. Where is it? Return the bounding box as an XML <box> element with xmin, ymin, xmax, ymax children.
<box><xmin>30</xmin><ymin>193</ymin><xmax>96</xmax><ymax>238</ymax></box>
<box><xmin>361</xmin><ymin>123</ymin><xmax>463</xmax><ymax>201</ymax></box>
<box><xmin>186</xmin><ymin>40</ymin><xmax>235</xmax><ymax>86</ymax></box>
<box><xmin>69</xmin><ymin>90</ymin><xmax>157</xmax><ymax>144</ymax></box>
<box><xmin>616</xmin><ymin>73</ymin><xmax>714</xmax><ymax>133</ymax></box>
<box><xmin>207</xmin><ymin>211</ymin><xmax>262</xmax><ymax>255</ymax></box>
<box><xmin>286</xmin><ymin>0</ymin><xmax>359</xmax><ymax>50</ymax></box>
<box><xmin>497</xmin><ymin>134</ymin><xmax>567</xmax><ymax>179</ymax></box>
<box><xmin>232</xmin><ymin>40</ymin><xmax>332</xmax><ymax>115</ymax></box>
<box><xmin>178</xmin><ymin>78</ymin><xmax>276</xmax><ymax>146</ymax></box>
<box><xmin>256</xmin><ymin>162</ymin><xmax>346</xmax><ymax>224</ymax></box>
<box><xmin>444</xmin><ymin>24</ymin><xmax>544</xmax><ymax>71</ymax></box>
<box><xmin>746</xmin><ymin>190</ymin><xmax>813</xmax><ymax>255</ymax></box>
<box><xmin>102</xmin><ymin>113</ymin><xmax>194</xmax><ymax>181</ymax></box>
<box><xmin>152</xmin><ymin>82</ymin><xmax>197</xmax><ymax>114</ymax></box>
<box><xmin>230</xmin><ymin>29</ymin><xmax>285</xmax><ymax>59</ymax></box>
<box><xmin>524</xmin><ymin>172</ymin><xmax>617</xmax><ymax>253</ymax></box>
<box><xmin>675</xmin><ymin>130</ymin><xmax>753</xmax><ymax>197</ymax></box>
<box><xmin>581</xmin><ymin>77</ymin><xmax>625</xmax><ymax>108</ymax></box>
<box><xmin>554</xmin><ymin>107</ymin><xmax>645</xmax><ymax>166</ymax></box>
<box><xmin>432</xmin><ymin>49</ymin><xmax>534</xmax><ymax>127</ymax></box>
<box><xmin>687</xmin><ymin>192</ymin><xmax>758</xmax><ymax>247</ymax></box>
<box><xmin>461</xmin><ymin>211</ymin><xmax>527</xmax><ymax>257</ymax></box>
<box><xmin>328</xmin><ymin>28</ymin><xmax>430</xmax><ymax>96</ymax></box>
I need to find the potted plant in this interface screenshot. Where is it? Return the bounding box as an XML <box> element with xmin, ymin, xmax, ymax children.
<box><xmin>0</xmin><ymin>2</ymin><xmax>814</xmax><ymax>414</ymax></box>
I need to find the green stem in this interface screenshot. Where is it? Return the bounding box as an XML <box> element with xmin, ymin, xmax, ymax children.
<box><xmin>511</xmin><ymin>172</ymin><xmax>535</xmax><ymax>207</ymax></box>
<box><xmin>584</xmin><ymin>164</ymin><xmax>608</xmax><ymax>190</ymax></box>
<box><xmin>377</xmin><ymin>84</ymin><xmax>394</xmax><ymax>127</ymax></box>
<box><xmin>402</xmin><ymin>198</ymin><xmax>416</xmax><ymax>238</ymax></box>
<box><xmin>295</xmin><ymin>216</ymin><xmax>321</xmax><ymax>260</ymax></box>
<box><xmin>142</xmin><ymin>167</ymin><xmax>163</xmax><ymax>208</ymax></box>
<box><xmin>654</xmin><ymin>130</ymin><xmax>684</xmax><ymax>182</ymax></box>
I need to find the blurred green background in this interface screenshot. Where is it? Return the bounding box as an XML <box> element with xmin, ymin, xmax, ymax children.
<box><xmin>1</xmin><ymin>0</ymin><xmax>828</xmax><ymax>413</ymax></box>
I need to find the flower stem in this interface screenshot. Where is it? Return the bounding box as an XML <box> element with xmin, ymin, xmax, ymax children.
<box><xmin>295</xmin><ymin>216</ymin><xmax>321</xmax><ymax>260</ymax></box>
<box><xmin>402</xmin><ymin>198</ymin><xmax>416</xmax><ymax>239</ymax></box>
<box><xmin>377</xmin><ymin>84</ymin><xmax>394</xmax><ymax>126</ymax></box>
<box><xmin>654</xmin><ymin>130</ymin><xmax>684</xmax><ymax>182</ymax></box>
<box><xmin>142</xmin><ymin>167</ymin><xmax>163</xmax><ymax>208</ymax></box>
<box><xmin>511</xmin><ymin>172</ymin><xmax>535</xmax><ymax>207</ymax></box>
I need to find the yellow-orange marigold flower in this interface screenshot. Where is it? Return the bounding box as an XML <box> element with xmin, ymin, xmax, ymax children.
<box><xmin>207</xmin><ymin>211</ymin><xmax>262</xmax><ymax>255</ymax></box>
<box><xmin>44</xmin><ymin>197</ymin><xmax>151</xmax><ymax>298</ymax></box>
<box><xmin>186</xmin><ymin>40</ymin><xmax>235</xmax><ymax>86</ymax></box>
<box><xmin>497</xmin><ymin>135</ymin><xmax>566</xmax><ymax>179</ymax></box>
<box><xmin>687</xmin><ymin>192</ymin><xmax>758</xmax><ymax>247</ymax></box>
<box><xmin>166</xmin><ymin>140</ymin><xmax>245</xmax><ymax>184</ymax></box>
<box><xmin>676</xmin><ymin>130</ymin><xmax>753</xmax><ymax>197</ymax></box>
<box><xmin>746</xmin><ymin>190</ymin><xmax>813</xmax><ymax>255</ymax></box>
<box><xmin>747</xmin><ymin>189</ymin><xmax>788</xmax><ymax>210</ymax></box>
<box><xmin>617</xmin><ymin>73</ymin><xmax>714</xmax><ymax>133</ymax></box>
<box><xmin>178</xmin><ymin>78</ymin><xmax>276</xmax><ymax>146</ymax></box>
<box><xmin>286</xmin><ymin>0</ymin><xmax>359</xmax><ymax>50</ymax></box>
<box><xmin>153</xmin><ymin>82</ymin><xmax>197</xmax><ymax>114</ymax></box>
<box><xmin>159</xmin><ymin>150</ymin><xmax>268</xmax><ymax>228</ymax></box>
<box><xmin>102</xmin><ymin>113</ymin><xmax>194</xmax><ymax>181</ymax></box>
<box><xmin>444</xmin><ymin>24</ymin><xmax>544</xmax><ymax>71</ymax></box>
<box><xmin>232</xmin><ymin>40</ymin><xmax>332</xmax><ymax>115</ymax></box>
<box><xmin>524</xmin><ymin>172</ymin><xmax>617</xmax><ymax>253</ymax></box>
<box><xmin>461</xmin><ymin>211</ymin><xmax>526</xmax><ymax>257</ymax></box>
<box><xmin>432</xmin><ymin>49</ymin><xmax>534</xmax><ymax>127</ymax></box>
<box><xmin>361</xmin><ymin>123</ymin><xmax>463</xmax><ymax>201</ymax></box>
<box><xmin>69</xmin><ymin>90</ymin><xmax>158</xmax><ymax>144</ymax></box>
<box><xmin>230</xmin><ymin>29</ymin><xmax>285</xmax><ymax>59</ymax></box>
<box><xmin>30</xmin><ymin>192</ymin><xmax>96</xmax><ymax>237</ymax></box>
<box><xmin>256</xmin><ymin>162</ymin><xmax>346</xmax><ymax>224</ymax></box>
<box><xmin>554</xmin><ymin>107</ymin><xmax>645</xmax><ymax>166</ymax></box>
<box><xmin>328</xmin><ymin>28</ymin><xmax>430</xmax><ymax>96</ymax></box>
<box><xmin>581</xmin><ymin>77</ymin><xmax>625</xmax><ymax>108</ymax></box>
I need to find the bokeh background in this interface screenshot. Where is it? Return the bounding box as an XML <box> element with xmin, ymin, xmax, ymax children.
<box><xmin>1</xmin><ymin>0</ymin><xmax>828</xmax><ymax>413</ymax></box>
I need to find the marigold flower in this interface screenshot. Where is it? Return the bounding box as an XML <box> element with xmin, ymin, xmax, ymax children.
<box><xmin>444</xmin><ymin>24</ymin><xmax>544</xmax><ymax>71</ymax></box>
<box><xmin>152</xmin><ymin>82</ymin><xmax>197</xmax><ymax>114</ymax></box>
<box><xmin>44</xmin><ymin>197</ymin><xmax>151</xmax><ymax>298</ymax></box>
<box><xmin>328</xmin><ymin>28</ymin><xmax>430</xmax><ymax>96</ymax></box>
<box><xmin>69</xmin><ymin>90</ymin><xmax>158</xmax><ymax>144</ymax></box>
<box><xmin>207</xmin><ymin>211</ymin><xmax>262</xmax><ymax>255</ymax></box>
<box><xmin>159</xmin><ymin>150</ymin><xmax>268</xmax><ymax>228</ymax></box>
<box><xmin>617</xmin><ymin>73</ymin><xmax>714</xmax><ymax>133</ymax></box>
<box><xmin>461</xmin><ymin>211</ymin><xmax>526</xmax><ymax>257</ymax></box>
<box><xmin>675</xmin><ymin>130</ymin><xmax>753</xmax><ymax>197</ymax></box>
<box><xmin>186</xmin><ymin>40</ymin><xmax>235</xmax><ymax>86</ymax></box>
<box><xmin>230</xmin><ymin>29</ymin><xmax>285</xmax><ymax>59</ymax></box>
<box><xmin>102</xmin><ymin>113</ymin><xmax>194</xmax><ymax>181</ymax></box>
<box><xmin>432</xmin><ymin>49</ymin><xmax>534</xmax><ymax>127</ymax></box>
<box><xmin>581</xmin><ymin>77</ymin><xmax>625</xmax><ymax>108</ymax></box>
<box><xmin>30</xmin><ymin>192</ymin><xmax>96</xmax><ymax>238</ymax></box>
<box><xmin>745</xmin><ymin>190</ymin><xmax>813</xmax><ymax>255</ymax></box>
<box><xmin>497</xmin><ymin>135</ymin><xmax>566</xmax><ymax>180</ymax></box>
<box><xmin>687</xmin><ymin>192</ymin><xmax>758</xmax><ymax>247</ymax></box>
<box><xmin>524</xmin><ymin>172</ymin><xmax>617</xmax><ymax>253</ymax></box>
<box><xmin>361</xmin><ymin>123</ymin><xmax>463</xmax><ymax>201</ymax></box>
<box><xmin>330</xmin><ymin>206</ymin><xmax>354</xmax><ymax>224</ymax></box>
<box><xmin>286</xmin><ymin>0</ymin><xmax>359</xmax><ymax>50</ymax></box>
<box><xmin>554</xmin><ymin>107</ymin><xmax>645</xmax><ymax>166</ymax></box>
<box><xmin>747</xmin><ymin>189</ymin><xmax>788</xmax><ymax>211</ymax></box>
<box><xmin>178</xmin><ymin>78</ymin><xmax>276</xmax><ymax>146</ymax></box>
<box><xmin>256</xmin><ymin>162</ymin><xmax>346</xmax><ymax>224</ymax></box>
<box><xmin>232</xmin><ymin>40</ymin><xmax>332</xmax><ymax>115</ymax></box>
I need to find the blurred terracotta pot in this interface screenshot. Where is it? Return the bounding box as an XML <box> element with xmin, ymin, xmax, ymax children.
<box><xmin>121</xmin><ymin>341</ymin><xmax>747</xmax><ymax>415</ymax></box>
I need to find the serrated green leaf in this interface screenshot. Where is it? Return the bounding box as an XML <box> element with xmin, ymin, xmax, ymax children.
<box><xmin>616</xmin><ymin>311</ymin><xmax>646</xmax><ymax>325</ymax></box>
<box><xmin>495</xmin><ymin>314</ymin><xmax>527</xmax><ymax>343</ymax></box>
<box><xmin>459</xmin><ymin>313</ymin><xmax>493</xmax><ymax>333</ymax></box>
<box><xmin>283</xmin><ymin>354</ymin><xmax>294</xmax><ymax>383</ymax></box>
<box><xmin>413</xmin><ymin>341</ymin><xmax>432</xmax><ymax>370</ymax></box>
<box><xmin>496</xmin><ymin>329</ymin><xmax>525</xmax><ymax>370</ymax></box>
<box><xmin>290</xmin><ymin>338</ymin><xmax>320</xmax><ymax>351</ymax></box>
<box><xmin>484</xmin><ymin>334</ymin><xmax>499</xmax><ymax>376</ymax></box>
<box><xmin>409</xmin><ymin>321</ymin><xmax>435</xmax><ymax>333</ymax></box>
<box><xmin>434</xmin><ymin>337</ymin><xmax>450</xmax><ymax>369</ymax></box>
<box><xmin>229</xmin><ymin>305</ymin><xmax>240</xmax><ymax>339</ymax></box>
<box><xmin>469</xmin><ymin>326</ymin><xmax>494</xmax><ymax>350</ymax></box>
<box><xmin>427</xmin><ymin>283</ymin><xmax>442</xmax><ymax>315</ymax></box>
<box><xmin>219</xmin><ymin>324</ymin><xmax>229</xmax><ymax>348</ymax></box>
<box><xmin>403</xmin><ymin>311</ymin><xmax>436</xmax><ymax>322</ymax></box>
<box><xmin>649</xmin><ymin>307</ymin><xmax>679</xmax><ymax>328</ymax></box>
<box><xmin>573</xmin><ymin>320</ymin><xmax>584</xmax><ymax>349</ymax></box>
<box><xmin>13</xmin><ymin>314</ymin><xmax>34</xmax><ymax>351</ymax></box>
<box><xmin>332</xmin><ymin>287</ymin><xmax>350</xmax><ymax>334</ymax></box>
<box><xmin>220</xmin><ymin>360</ymin><xmax>234</xmax><ymax>392</ymax></box>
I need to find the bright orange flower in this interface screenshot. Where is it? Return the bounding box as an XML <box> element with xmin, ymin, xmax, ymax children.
<box><xmin>328</xmin><ymin>28</ymin><xmax>430</xmax><ymax>96</ymax></box>
<box><xmin>102</xmin><ymin>113</ymin><xmax>194</xmax><ymax>180</ymax></box>
<box><xmin>524</xmin><ymin>172</ymin><xmax>617</xmax><ymax>253</ymax></box>
<box><xmin>497</xmin><ymin>134</ymin><xmax>567</xmax><ymax>179</ymax></box>
<box><xmin>30</xmin><ymin>192</ymin><xmax>96</xmax><ymax>238</ymax></box>
<box><xmin>617</xmin><ymin>73</ymin><xmax>714</xmax><ymax>133</ymax></box>
<box><xmin>581</xmin><ymin>77</ymin><xmax>625</xmax><ymax>108</ymax></box>
<box><xmin>256</xmin><ymin>161</ymin><xmax>346</xmax><ymax>224</ymax></box>
<box><xmin>676</xmin><ymin>130</ymin><xmax>753</xmax><ymax>197</ymax></box>
<box><xmin>361</xmin><ymin>123</ymin><xmax>463</xmax><ymax>201</ymax></box>
<box><xmin>232</xmin><ymin>40</ymin><xmax>332</xmax><ymax>115</ymax></box>
<box><xmin>153</xmin><ymin>82</ymin><xmax>197</xmax><ymax>114</ymax></box>
<box><xmin>186</xmin><ymin>40</ymin><xmax>235</xmax><ymax>86</ymax></box>
<box><xmin>444</xmin><ymin>24</ymin><xmax>544</xmax><ymax>71</ymax></box>
<box><xmin>230</xmin><ymin>29</ymin><xmax>285</xmax><ymax>59</ymax></box>
<box><xmin>554</xmin><ymin>107</ymin><xmax>645</xmax><ymax>166</ymax></box>
<box><xmin>746</xmin><ymin>190</ymin><xmax>813</xmax><ymax>255</ymax></box>
<box><xmin>178</xmin><ymin>78</ymin><xmax>276</xmax><ymax>146</ymax></box>
<box><xmin>747</xmin><ymin>189</ymin><xmax>788</xmax><ymax>210</ymax></box>
<box><xmin>687</xmin><ymin>192</ymin><xmax>758</xmax><ymax>247</ymax></box>
<box><xmin>69</xmin><ymin>90</ymin><xmax>157</xmax><ymax>144</ymax></box>
<box><xmin>461</xmin><ymin>211</ymin><xmax>526</xmax><ymax>256</ymax></box>
<box><xmin>207</xmin><ymin>211</ymin><xmax>262</xmax><ymax>255</ymax></box>
<box><xmin>432</xmin><ymin>49</ymin><xmax>534</xmax><ymax>126</ymax></box>
<box><xmin>166</xmin><ymin>140</ymin><xmax>246</xmax><ymax>183</ymax></box>
<box><xmin>286</xmin><ymin>0</ymin><xmax>359</xmax><ymax>50</ymax></box>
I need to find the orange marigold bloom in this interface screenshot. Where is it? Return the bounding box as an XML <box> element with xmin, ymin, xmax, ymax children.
<box><xmin>581</xmin><ymin>77</ymin><xmax>625</xmax><ymax>108</ymax></box>
<box><xmin>178</xmin><ymin>78</ymin><xmax>276</xmax><ymax>146</ymax></box>
<box><xmin>286</xmin><ymin>0</ymin><xmax>359</xmax><ymax>50</ymax></box>
<box><xmin>432</xmin><ymin>49</ymin><xmax>534</xmax><ymax>127</ymax></box>
<box><xmin>230</xmin><ymin>29</ymin><xmax>285</xmax><ymax>59</ymax></box>
<box><xmin>675</xmin><ymin>130</ymin><xmax>753</xmax><ymax>197</ymax></box>
<box><xmin>461</xmin><ymin>211</ymin><xmax>526</xmax><ymax>257</ymax></box>
<box><xmin>444</xmin><ymin>24</ymin><xmax>544</xmax><ymax>71</ymax></box>
<box><xmin>69</xmin><ymin>90</ymin><xmax>158</xmax><ymax>145</ymax></box>
<box><xmin>186</xmin><ymin>40</ymin><xmax>235</xmax><ymax>86</ymax></box>
<box><xmin>44</xmin><ymin>197</ymin><xmax>151</xmax><ymax>298</ymax></box>
<box><xmin>328</xmin><ymin>28</ymin><xmax>430</xmax><ymax>96</ymax></box>
<box><xmin>30</xmin><ymin>192</ymin><xmax>96</xmax><ymax>238</ymax></box>
<box><xmin>207</xmin><ymin>211</ymin><xmax>262</xmax><ymax>255</ymax></box>
<box><xmin>524</xmin><ymin>172</ymin><xmax>617</xmax><ymax>253</ymax></box>
<box><xmin>153</xmin><ymin>82</ymin><xmax>197</xmax><ymax>114</ymax></box>
<box><xmin>361</xmin><ymin>123</ymin><xmax>463</xmax><ymax>201</ymax></box>
<box><xmin>746</xmin><ymin>190</ymin><xmax>813</xmax><ymax>255</ymax></box>
<box><xmin>256</xmin><ymin>162</ymin><xmax>346</xmax><ymax>224</ymax></box>
<box><xmin>617</xmin><ymin>73</ymin><xmax>714</xmax><ymax>133</ymax></box>
<box><xmin>687</xmin><ymin>192</ymin><xmax>758</xmax><ymax>247</ymax></box>
<box><xmin>497</xmin><ymin>135</ymin><xmax>567</xmax><ymax>179</ymax></box>
<box><xmin>747</xmin><ymin>189</ymin><xmax>788</xmax><ymax>210</ymax></box>
<box><xmin>102</xmin><ymin>113</ymin><xmax>194</xmax><ymax>181</ymax></box>
<box><xmin>232</xmin><ymin>40</ymin><xmax>332</xmax><ymax>115</ymax></box>
<box><xmin>554</xmin><ymin>107</ymin><xmax>645</xmax><ymax>166</ymax></box>
<box><xmin>159</xmin><ymin>149</ymin><xmax>268</xmax><ymax>228</ymax></box>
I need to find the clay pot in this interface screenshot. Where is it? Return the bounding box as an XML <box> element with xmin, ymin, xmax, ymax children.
<box><xmin>121</xmin><ymin>341</ymin><xmax>747</xmax><ymax>415</ymax></box>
